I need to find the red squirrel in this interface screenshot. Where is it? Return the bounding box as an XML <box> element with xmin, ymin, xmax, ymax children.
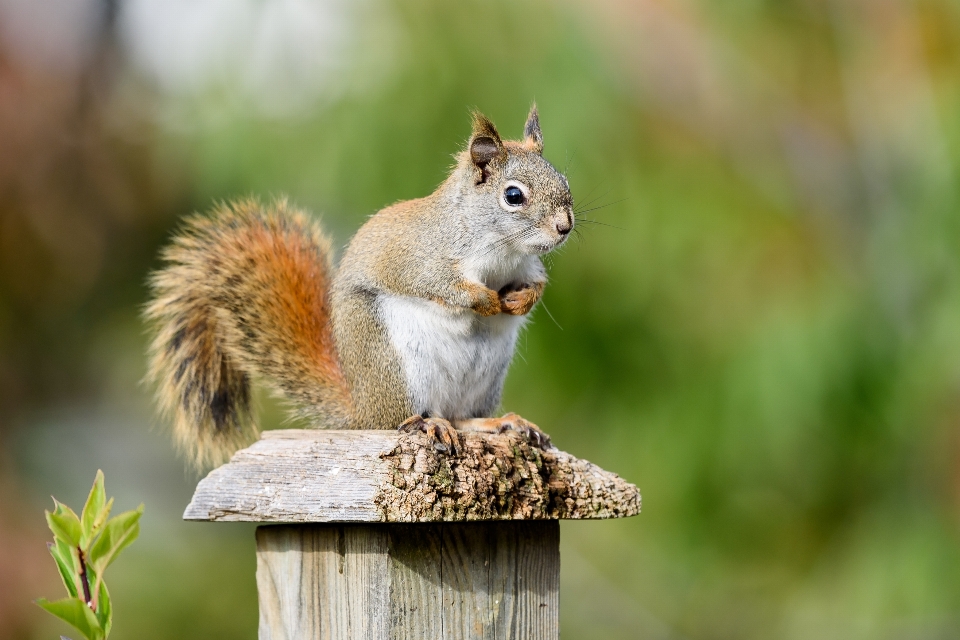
<box><xmin>145</xmin><ymin>107</ymin><xmax>574</xmax><ymax>467</ymax></box>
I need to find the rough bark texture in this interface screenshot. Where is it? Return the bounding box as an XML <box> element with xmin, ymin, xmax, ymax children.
<box><xmin>256</xmin><ymin>522</ymin><xmax>560</xmax><ymax>640</ymax></box>
<box><xmin>184</xmin><ymin>429</ymin><xmax>640</xmax><ymax>523</ymax></box>
<box><xmin>377</xmin><ymin>428</ymin><xmax>640</xmax><ymax>521</ymax></box>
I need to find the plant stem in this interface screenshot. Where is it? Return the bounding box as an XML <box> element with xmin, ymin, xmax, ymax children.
<box><xmin>77</xmin><ymin>547</ymin><xmax>93</xmax><ymax>609</ymax></box>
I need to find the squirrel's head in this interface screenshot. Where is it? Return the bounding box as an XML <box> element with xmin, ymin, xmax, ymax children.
<box><xmin>452</xmin><ymin>106</ymin><xmax>573</xmax><ymax>256</ymax></box>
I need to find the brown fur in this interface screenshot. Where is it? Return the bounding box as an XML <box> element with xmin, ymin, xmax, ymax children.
<box><xmin>144</xmin><ymin>199</ymin><xmax>350</xmax><ymax>468</ymax></box>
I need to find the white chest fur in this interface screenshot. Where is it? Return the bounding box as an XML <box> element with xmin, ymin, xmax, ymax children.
<box><xmin>378</xmin><ymin>294</ymin><xmax>526</xmax><ymax>419</ymax></box>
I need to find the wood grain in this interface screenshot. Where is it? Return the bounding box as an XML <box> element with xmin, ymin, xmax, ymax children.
<box><xmin>388</xmin><ymin>525</ymin><xmax>442</xmax><ymax>639</ymax></box>
<box><xmin>184</xmin><ymin>429</ymin><xmax>640</xmax><ymax>523</ymax></box>
<box><xmin>256</xmin><ymin>522</ymin><xmax>559</xmax><ymax>640</ymax></box>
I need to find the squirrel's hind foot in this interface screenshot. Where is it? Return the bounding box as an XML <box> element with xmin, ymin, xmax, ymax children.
<box><xmin>455</xmin><ymin>413</ymin><xmax>554</xmax><ymax>450</ymax></box>
<box><xmin>398</xmin><ymin>415</ymin><xmax>462</xmax><ymax>455</ymax></box>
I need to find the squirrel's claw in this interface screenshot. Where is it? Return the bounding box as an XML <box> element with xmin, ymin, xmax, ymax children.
<box><xmin>495</xmin><ymin>412</ymin><xmax>554</xmax><ymax>450</ymax></box>
<box><xmin>397</xmin><ymin>415</ymin><xmax>462</xmax><ymax>456</ymax></box>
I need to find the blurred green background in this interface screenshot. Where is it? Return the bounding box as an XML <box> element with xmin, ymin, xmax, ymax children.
<box><xmin>2</xmin><ymin>0</ymin><xmax>960</xmax><ymax>638</ymax></box>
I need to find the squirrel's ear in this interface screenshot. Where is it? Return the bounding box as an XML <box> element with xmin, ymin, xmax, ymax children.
<box><xmin>523</xmin><ymin>104</ymin><xmax>543</xmax><ymax>154</ymax></box>
<box><xmin>469</xmin><ymin>112</ymin><xmax>505</xmax><ymax>180</ymax></box>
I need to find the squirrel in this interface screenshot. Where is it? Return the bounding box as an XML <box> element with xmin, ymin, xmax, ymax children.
<box><xmin>145</xmin><ymin>106</ymin><xmax>574</xmax><ymax>468</ymax></box>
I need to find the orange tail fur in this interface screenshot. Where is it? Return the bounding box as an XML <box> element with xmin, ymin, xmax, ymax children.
<box><xmin>144</xmin><ymin>199</ymin><xmax>350</xmax><ymax>468</ymax></box>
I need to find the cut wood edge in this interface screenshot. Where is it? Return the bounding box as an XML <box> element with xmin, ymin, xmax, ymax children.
<box><xmin>184</xmin><ymin>429</ymin><xmax>640</xmax><ymax>523</ymax></box>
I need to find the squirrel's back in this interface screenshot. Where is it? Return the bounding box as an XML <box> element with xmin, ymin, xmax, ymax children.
<box><xmin>144</xmin><ymin>199</ymin><xmax>350</xmax><ymax>467</ymax></box>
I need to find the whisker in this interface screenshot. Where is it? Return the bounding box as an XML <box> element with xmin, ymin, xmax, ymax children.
<box><xmin>581</xmin><ymin>183</ymin><xmax>610</xmax><ymax>209</ymax></box>
<box><xmin>574</xmin><ymin>218</ymin><xmax>625</xmax><ymax>230</ymax></box>
<box><xmin>539</xmin><ymin>299</ymin><xmax>563</xmax><ymax>331</ymax></box>
<box><xmin>472</xmin><ymin>227</ymin><xmax>538</xmax><ymax>258</ymax></box>
<box><xmin>574</xmin><ymin>199</ymin><xmax>628</xmax><ymax>218</ymax></box>
<box><xmin>488</xmin><ymin>228</ymin><xmax>532</xmax><ymax>250</ymax></box>
<box><xmin>574</xmin><ymin>181</ymin><xmax>606</xmax><ymax>209</ymax></box>
<box><xmin>574</xmin><ymin>188</ymin><xmax>611</xmax><ymax>214</ymax></box>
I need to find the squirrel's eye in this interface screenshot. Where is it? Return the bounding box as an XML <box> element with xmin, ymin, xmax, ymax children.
<box><xmin>504</xmin><ymin>186</ymin><xmax>525</xmax><ymax>206</ymax></box>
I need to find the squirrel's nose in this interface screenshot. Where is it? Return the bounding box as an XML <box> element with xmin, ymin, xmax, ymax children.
<box><xmin>555</xmin><ymin>213</ymin><xmax>572</xmax><ymax>236</ymax></box>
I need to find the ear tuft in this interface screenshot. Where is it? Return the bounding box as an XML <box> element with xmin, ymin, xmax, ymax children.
<box><xmin>523</xmin><ymin>104</ymin><xmax>543</xmax><ymax>154</ymax></box>
<box><xmin>469</xmin><ymin>111</ymin><xmax>505</xmax><ymax>182</ymax></box>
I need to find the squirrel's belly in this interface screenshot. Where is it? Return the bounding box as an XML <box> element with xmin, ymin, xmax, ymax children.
<box><xmin>378</xmin><ymin>294</ymin><xmax>525</xmax><ymax>419</ymax></box>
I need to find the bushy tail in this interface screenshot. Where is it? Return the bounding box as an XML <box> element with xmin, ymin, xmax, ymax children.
<box><xmin>144</xmin><ymin>199</ymin><xmax>351</xmax><ymax>468</ymax></box>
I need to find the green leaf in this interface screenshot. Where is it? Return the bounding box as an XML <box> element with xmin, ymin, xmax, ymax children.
<box><xmin>46</xmin><ymin>503</ymin><xmax>82</xmax><ymax>548</ymax></box>
<box><xmin>48</xmin><ymin>541</ymin><xmax>79</xmax><ymax>599</ymax></box>
<box><xmin>53</xmin><ymin>499</ymin><xmax>81</xmax><ymax>520</ymax></box>
<box><xmin>80</xmin><ymin>471</ymin><xmax>109</xmax><ymax>548</ymax></box>
<box><xmin>95</xmin><ymin>578</ymin><xmax>112</xmax><ymax>636</ymax></box>
<box><xmin>36</xmin><ymin>597</ymin><xmax>103</xmax><ymax>640</ymax></box>
<box><xmin>95</xmin><ymin>497</ymin><xmax>113</xmax><ymax>538</ymax></box>
<box><xmin>89</xmin><ymin>505</ymin><xmax>143</xmax><ymax>575</ymax></box>
<box><xmin>56</xmin><ymin>538</ymin><xmax>83</xmax><ymax>587</ymax></box>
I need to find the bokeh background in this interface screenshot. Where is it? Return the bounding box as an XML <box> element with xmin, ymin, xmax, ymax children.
<box><xmin>2</xmin><ymin>0</ymin><xmax>960</xmax><ymax>638</ymax></box>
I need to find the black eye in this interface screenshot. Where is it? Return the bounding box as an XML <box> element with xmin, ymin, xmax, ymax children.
<box><xmin>504</xmin><ymin>186</ymin><xmax>525</xmax><ymax>206</ymax></box>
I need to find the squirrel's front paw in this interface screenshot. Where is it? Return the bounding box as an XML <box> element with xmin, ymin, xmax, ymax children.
<box><xmin>461</xmin><ymin>283</ymin><xmax>501</xmax><ymax>317</ymax></box>
<box><xmin>498</xmin><ymin>282</ymin><xmax>544</xmax><ymax>316</ymax></box>
<box><xmin>397</xmin><ymin>414</ymin><xmax>462</xmax><ymax>455</ymax></box>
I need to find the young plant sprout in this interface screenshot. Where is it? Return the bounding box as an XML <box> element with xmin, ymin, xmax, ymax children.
<box><xmin>36</xmin><ymin>470</ymin><xmax>143</xmax><ymax>640</ymax></box>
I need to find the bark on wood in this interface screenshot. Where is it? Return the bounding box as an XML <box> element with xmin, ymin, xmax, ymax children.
<box><xmin>256</xmin><ymin>522</ymin><xmax>559</xmax><ymax>640</ymax></box>
<box><xmin>184</xmin><ymin>429</ymin><xmax>640</xmax><ymax>523</ymax></box>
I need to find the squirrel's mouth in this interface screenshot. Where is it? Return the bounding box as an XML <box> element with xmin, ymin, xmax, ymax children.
<box><xmin>533</xmin><ymin>236</ymin><xmax>568</xmax><ymax>254</ymax></box>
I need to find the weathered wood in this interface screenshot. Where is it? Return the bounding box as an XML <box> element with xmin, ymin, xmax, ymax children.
<box><xmin>184</xmin><ymin>429</ymin><xmax>640</xmax><ymax>523</ymax></box>
<box><xmin>189</xmin><ymin>429</ymin><xmax>636</xmax><ymax>639</ymax></box>
<box><xmin>256</xmin><ymin>522</ymin><xmax>560</xmax><ymax>640</ymax></box>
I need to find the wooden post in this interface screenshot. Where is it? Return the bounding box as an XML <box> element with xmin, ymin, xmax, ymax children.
<box><xmin>185</xmin><ymin>430</ymin><xmax>640</xmax><ymax>640</ymax></box>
